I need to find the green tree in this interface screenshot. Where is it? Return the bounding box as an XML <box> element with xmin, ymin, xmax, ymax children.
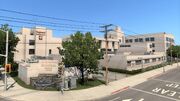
<box><xmin>0</xmin><ymin>24</ymin><xmax>19</xmax><ymax>70</ymax></box>
<box><xmin>60</xmin><ymin>31</ymin><xmax>101</xmax><ymax>84</ymax></box>
<box><xmin>167</xmin><ymin>45</ymin><xmax>180</xmax><ymax>58</ymax></box>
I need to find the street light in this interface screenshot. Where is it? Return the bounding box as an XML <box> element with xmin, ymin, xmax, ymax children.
<box><xmin>0</xmin><ymin>29</ymin><xmax>9</xmax><ymax>91</ymax></box>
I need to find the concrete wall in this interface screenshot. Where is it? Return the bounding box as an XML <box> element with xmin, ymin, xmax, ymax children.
<box><xmin>99</xmin><ymin>53</ymin><xmax>165</xmax><ymax>71</ymax></box>
<box><xmin>118</xmin><ymin>43</ymin><xmax>153</xmax><ymax>54</ymax></box>
<box><xmin>18</xmin><ymin>60</ymin><xmax>58</xmax><ymax>84</ymax></box>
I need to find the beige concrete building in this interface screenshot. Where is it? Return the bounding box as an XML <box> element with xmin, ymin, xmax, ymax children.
<box><xmin>125</xmin><ymin>32</ymin><xmax>175</xmax><ymax>53</ymax></box>
<box><xmin>96</xmin><ymin>26</ymin><xmax>125</xmax><ymax>53</ymax></box>
<box><xmin>14</xmin><ymin>26</ymin><xmax>62</xmax><ymax>62</ymax></box>
<box><xmin>99</xmin><ymin>28</ymin><xmax>175</xmax><ymax>70</ymax></box>
<box><xmin>14</xmin><ymin>26</ymin><xmax>62</xmax><ymax>85</ymax></box>
<box><xmin>105</xmin><ymin>51</ymin><xmax>166</xmax><ymax>71</ymax></box>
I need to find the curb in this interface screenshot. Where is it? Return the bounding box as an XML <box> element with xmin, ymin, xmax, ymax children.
<box><xmin>111</xmin><ymin>86</ymin><xmax>129</xmax><ymax>95</ymax></box>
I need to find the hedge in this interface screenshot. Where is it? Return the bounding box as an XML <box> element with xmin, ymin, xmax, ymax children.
<box><xmin>102</xmin><ymin>62</ymin><xmax>171</xmax><ymax>75</ymax></box>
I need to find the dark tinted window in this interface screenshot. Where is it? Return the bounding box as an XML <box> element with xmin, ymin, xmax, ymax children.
<box><xmin>29</xmin><ymin>49</ymin><xmax>35</xmax><ymax>55</ymax></box>
<box><xmin>139</xmin><ymin>38</ymin><xmax>143</xmax><ymax>42</ymax></box>
<box><xmin>152</xmin><ymin>43</ymin><xmax>155</xmax><ymax>47</ymax></box>
<box><xmin>145</xmin><ymin>38</ymin><xmax>149</xmax><ymax>41</ymax></box>
<box><xmin>29</xmin><ymin>40</ymin><xmax>35</xmax><ymax>45</ymax></box>
<box><xmin>150</xmin><ymin>37</ymin><xmax>155</xmax><ymax>41</ymax></box>
<box><xmin>135</xmin><ymin>39</ymin><xmax>138</xmax><ymax>42</ymax></box>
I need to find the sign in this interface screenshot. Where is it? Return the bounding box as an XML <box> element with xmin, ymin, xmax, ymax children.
<box><xmin>5</xmin><ymin>64</ymin><xmax>11</xmax><ymax>73</ymax></box>
<box><xmin>36</xmin><ymin>31</ymin><xmax>46</xmax><ymax>36</ymax></box>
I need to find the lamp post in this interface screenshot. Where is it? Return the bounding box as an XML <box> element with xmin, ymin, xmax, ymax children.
<box><xmin>0</xmin><ymin>29</ymin><xmax>9</xmax><ymax>91</ymax></box>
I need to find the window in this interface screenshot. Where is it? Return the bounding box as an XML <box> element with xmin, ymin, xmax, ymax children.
<box><xmin>152</xmin><ymin>58</ymin><xmax>156</xmax><ymax>62</ymax></box>
<box><xmin>30</xmin><ymin>32</ymin><xmax>34</xmax><ymax>35</ymax></box>
<box><xmin>29</xmin><ymin>40</ymin><xmax>35</xmax><ymax>45</ymax></box>
<box><xmin>29</xmin><ymin>49</ymin><xmax>35</xmax><ymax>55</ymax></box>
<box><xmin>126</xmin><ymin>39</ymin><xmax>133</xmax><ymax>43</ymax></box>
<box><xmin>152</xmin><ymin>50</ymin><xmax>155</xmax><ymax>52</ymax></box>
<box><xmin>126</xmin><ymin>39</ymin><xmax>129</xmax><ymax>43</ymax></box>
<box><xmin>150</xmin><ymin>44</ymin><xmax>152</xmax><ymax>48</ymax></box>
<box><xmin>166</xmin><ymin>37</ymin><xmax>169</xmax><ymax>41</ymax></box>
<box><xmin>129</xmin><ymin>39</ymin><xmax>133</xmax><ymax>43</ymax></box>
<box><xmin>127</xmin><ymin>61</ymin><xmax>131</xmax><ymax>66</ymax></box>
<box><xmin>101</xmin><ymin>49</ymin><xmax>106</xmax><ymax>52</ymax></box>
<box><xmin>112</xmin><ymin>42</ymin><xmax>115</xmax><ymax>47</ymax></box>
<box><xmin>135</xmin><ymin>39</ymin><xmax>139</xmax><ymax>42</ymax></box>
<box><xmin>145</xmin><ymin>38</ymin><xmax>150</xmax><ymax>42</ymax></box>
<box><xmin>145</xmin><ymin>59</ymin><xmax>150</xmax><ymax>63</ymax></box>
<box><xmin>166</xmin><ymin>43</ymin><xmax>170</xmax><ymax>47</ymax></box>
<box><xmin>150</xmin><ymin>37</ymin><xmax>155</xmax><ymax>41</ymax></box>
<box><xmin>49</xmin><ymin>49</ymin><xmax>52</xmax><ymax>54</ymax></box>
<box><xmin>152</xmin><ymin>43</ymin><xmax>155</xmax><ymax>47</ymax></box>
<box><xmin>135</xmin><ymin>60</ymin><xmax>142</xmax><ymax>65</ymax></box>
<box><xmin>120</xmin><ymin>45</ymin><xmax>131</xmax><ymax>47</ymax></box>
<box><xmin>139</xmin><ymin>38</ymin><xmax>143</xmax><ymax>42</ymax></box>
<box><xmin>39</xmin><ymin>36</ymin><xmax>43</xmax><ymax>40</ymax></box>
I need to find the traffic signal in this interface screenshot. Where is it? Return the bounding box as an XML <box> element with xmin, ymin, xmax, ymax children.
<box><xmin>5</xmin><ymin>64</ymin><xmax>11</xmax><ymax>73</ymax></box>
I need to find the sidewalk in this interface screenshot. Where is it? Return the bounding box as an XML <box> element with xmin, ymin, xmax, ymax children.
<box><xmin>0</xmin><ymin>63</ymin><xmax>179</xmax><ymax>101</ymax></box>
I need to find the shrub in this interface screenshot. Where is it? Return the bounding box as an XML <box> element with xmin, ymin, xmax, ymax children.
<box><xmin>103</xmin><ymin>62</ymin><xmax>170</xmax><ymax>75</ymax></box>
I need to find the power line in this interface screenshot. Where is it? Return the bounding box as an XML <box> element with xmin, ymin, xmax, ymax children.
<box><xmin>0</xmin><ymin>15</ymin><xmax>100</xmax><ymax>28</ymax></box>
<box><xmin>0</xmin><ymin>18</ymin><xmax>101</xmax><ymax>31</ymax></box>
<box><xmin>0</xmin><ymin>8</ymin><xmax>106</xmax><ymax>25</ymax></box>
<box><xmin>0</xmin><ymin>23</ymin><xmax>100</xmax><ymax>33</ymax></box>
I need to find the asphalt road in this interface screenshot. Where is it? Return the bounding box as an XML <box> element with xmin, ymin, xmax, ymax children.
<box><xmin>96</xmin><ymin>67</ymin><xmax>180</xmax><ymax>101</ymax></box>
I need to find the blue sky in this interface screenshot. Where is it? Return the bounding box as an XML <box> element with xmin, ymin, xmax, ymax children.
<box><xmin>1</xmin><ymin>0</ymin><xmax>180</xmax><ymax>44</ymax></box>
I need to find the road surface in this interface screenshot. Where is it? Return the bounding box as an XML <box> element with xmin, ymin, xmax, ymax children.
<box><xmin>96</xmin><ymin>67</ymin><xmax>180</xmax><ymax>101</ymax></box>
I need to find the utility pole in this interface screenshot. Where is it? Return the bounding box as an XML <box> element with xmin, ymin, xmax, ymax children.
<box><xmin>100</xmin><ymin>24</ymin><xmax>113</xmax><ymax>85</ymax></box>
<box><xmin>163</xmin><ymin>54</ymin><xmax>165</xmax><ymax>73</ymax></box>
<box><xmin>177</xmin><ymin>53</ymin><xmax>179</xmax><ymax>67</ymax></box>
<box><xmin>0</xmin><ymin>30</ymin><xmax>9</xmax><ymax>91</ymax></box>
<box><xmin>170</xmin><ymin>42</ymin><xmax>173</xmax><ymax>65</ymax></box>
<box><xmin>5</xmin><ymin>31</ymin><xmax>9</xmax><ymax>91</ymax></box>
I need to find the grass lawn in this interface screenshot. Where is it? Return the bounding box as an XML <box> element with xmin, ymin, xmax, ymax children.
<box><xmin>71</xmin><ymin>79</ymin><xmax>105</xmax><ymax>90</ymax></box>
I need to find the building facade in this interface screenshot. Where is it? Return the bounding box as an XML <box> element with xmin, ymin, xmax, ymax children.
<box><xmin>14</xmin><ymin>27</ymin><xmax>62</xmax><ymax>62</ymax></box>
<box><xmin>125</xmin><ymin>32</ymin><xmax>175</xmax><ymax>53</ymax></box>
<box><xmin>96</xmin><ymin>26</ymin><xmax>125</xmax><ymax>54</ymax></box>
<box><xmin>99</xmin><ymin>28</ymin><xmax>175</xmax><ymax>70</ymax></box>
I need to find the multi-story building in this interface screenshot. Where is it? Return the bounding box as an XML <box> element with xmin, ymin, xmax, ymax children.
<box><xmin>14</xmin><ymin>26</ymin><xmax>62</xmax><ymax>62</ymax></box>
<box><xmin>125</xmin><ymin>32</ymin><xmax>175</xmax><ymax>53</ymax></box>
<box><xmin>96</xmin><ymin>26</ymin><xmax>125</xmax><ymax>54</ymax></box>
<box><xmin>99</xmin><ymin>28</ymin><xmax>175</xmax><ymax>70</ymax></box>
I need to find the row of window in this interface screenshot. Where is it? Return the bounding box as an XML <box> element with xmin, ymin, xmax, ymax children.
<box><xmin>166</xmin><ymin>37</ymin><xmax>174</xmax><ymax>42</ymax></box>
<box><xmin>126</xmin><ymin>37</ymin><xmax>155</xmax><ymax>43</ymax></box>
<box><xmin>29</xmin><ymin>49</ymin><xmax>52</xmax><ymax>55</ymax></box>
<box><xmin>120</xmin><ymin>45</ymin><xmax>131</xmax><ymax>47</ymax></box>
<box><xmin>127</xmin><ymin>57</ymin><xmax>163</xmax><ymax>66</ymax></box>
